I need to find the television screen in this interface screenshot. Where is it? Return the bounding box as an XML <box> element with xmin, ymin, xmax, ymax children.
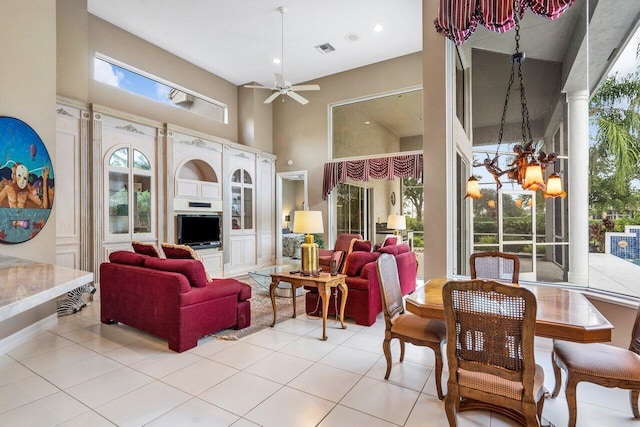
<box><xmin>177</xmin><ymin>214</ymin><xmax>222</xmax><ymax>248</ymax></box>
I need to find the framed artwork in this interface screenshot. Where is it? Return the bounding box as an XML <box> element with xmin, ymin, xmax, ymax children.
<box><xmin>0</xmin><ymin>117</ymin><xmax>55</xmax><ymax>244</ymax></box>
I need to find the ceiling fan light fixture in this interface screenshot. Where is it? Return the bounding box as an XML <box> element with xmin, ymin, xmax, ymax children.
<box><xmin>373</xmin><ymin>24</ymin><xmax>384</xmax><ymax>32</ymax></box>
<box><xmin>272</xmin><ymin>58</ymin><xmax>281</xmax><ymax>64</ymax></box>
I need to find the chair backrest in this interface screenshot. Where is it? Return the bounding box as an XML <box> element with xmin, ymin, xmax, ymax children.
<box><xmin>470</xmin><ymin>251</ymin><xmax>520</xmax><ymax>284</ymax></box>
<box><xmin>442</xmin><ymin>280</ymin><xmax>537</xmax><ymax>399</ymax></box>
<box><xmin>630</xmin><ymin>305</ymin><xmax>640</xmax><ymax>354</ymax></box>
<box><xmin>376</xmin><ymin>254</ymin><xmax>405</xmax><ymax>329</ymax></box>
<box><xmin>334</xmin><ymin>233</ymin><xmax>363</xmax><ymax>252</ymax></box>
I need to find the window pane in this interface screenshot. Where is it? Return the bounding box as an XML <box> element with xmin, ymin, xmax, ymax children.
<box><xmin>243</xmin><ymin>170</ymin><xmax>252</xmax><ymax>184</ymax></box>
<box><xmin>133</xmin><ymin>149</ymin><xmax>150</xmax><ymax>170</ymax></box>
<box><xmin>243</xmin><ymin>187</ymin><xmax>253</xmax><ymax>229</ymax></box>
<box><xmin>108</xmin><ymin>171</ymin><xmax>129</xmax><ymax>234</ymax></box>
<box><xmin>231</xmin><ymin>170</ymin><xmax>241</xmax><ymax>183</ymax></box>
<box><xmin>109</xmin><ymin>148</ymin><xmax>128</xmax><ymax>167</ymax></box>
<box><xmin>133</xmin><ymin>175</ymin><xmax>151</xmax><ymax>233</ymax></box>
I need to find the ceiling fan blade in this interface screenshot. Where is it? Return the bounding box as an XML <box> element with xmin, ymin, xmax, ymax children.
<box><xmin>244</xmin><ymin>84</ymin><xmax>273</xmax><ymax>90</ymax></box>
<box><xmin>287</xmin><ymin>91</ymin><xmax>309</xmax><ymax>105</ymax></box>
<box><xmin>290</xmin><ymin>84</ymin><xmax>320</xmax><ymax>91</ymax></box>
<box><xmin>275</xmin><ymin>73</ymin><xmax>286</xmax><ymax>87</ymax></box>
<box><xmin>264</xmin><ymin>91</ymin><xmax>281</xmax><ymax>104</ymax></box>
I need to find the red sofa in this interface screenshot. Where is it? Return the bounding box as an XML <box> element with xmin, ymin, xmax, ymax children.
<box><xmin>100</xmin><ymin>251</ymin><xmax>251</xmax><ymax>352</ymax></box>
<box><xmin>306</xmin><ymin>243</ymin><xmax>417</xmax><ymax>326</ymax></box>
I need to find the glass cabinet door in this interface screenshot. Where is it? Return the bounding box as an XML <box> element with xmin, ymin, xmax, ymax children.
<box><xmin>231</xmin><ymin>186</ymin><xmax>242</xmax><ymax>230</ymax></box>
<box><xmin>133</xmin><ymin>174</ymin><xmax>151</xmax><ymax>233</ymax></box>
<box><xmin>243</xmin><ymin>187</ymin><xmax>253</xmax><ymax>230</ymax></box>
<box><xmin>230</xmin><ymin>167</ymin><xmax>254</xmax><ymax>233</ymax></box>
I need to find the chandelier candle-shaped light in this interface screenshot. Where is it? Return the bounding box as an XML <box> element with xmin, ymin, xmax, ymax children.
<box><xmin>466</xmin><ymin>0</ymin><xmax>566</xmax><ymax>200</ymax></box>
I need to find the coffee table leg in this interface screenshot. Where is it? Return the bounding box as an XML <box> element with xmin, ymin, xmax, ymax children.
<box><xmin>269</xmin><ymin>279</ymin><xmax>278</xmax><ymax>327</ymax></box>
<box><xmin>319</xmin><ymin>284</ymin><xmax>331</xmax><ymax>341</ymax></box>
<box><xmin>291</xmin><ymin>284</ymin><xmax>297</xmax><ymax>319</ymax></box>
<box><xmin>337</xmin><ymin>282</ymin><xmax>347</xmax><ymax>330</ymax></box>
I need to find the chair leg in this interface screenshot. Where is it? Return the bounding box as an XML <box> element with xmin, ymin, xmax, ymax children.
<box><xmin>383</xmin><ymin>337</ymin><xmax>392</xmax><ymax>380</ymax></box>
<box><xmin>433</xmin><ymin>347</ymin><xmax>444</xmax><ymax>400</ymax></box>
<box><xmin>551</xmin><ymin>351</ymin><xmax>562</xmax><ymax>398</ymax></box>
<box><xmin>522</xmin><ymin>401</ymin><xmax>541</xmax><ymax>427</ymax></box>
<box><xmin>536</xmin><ymin>395</ymin><xmax>545</xmax><ymax>421</ymax></box>
<box><xmin>444</xmin><ymin>384</ymin><xmax>458</xmax><ymax>427</ymax></box>
<box><xmin>565</xmin><ymin>376</ymin><xmax>579</xmax><ymax>427</ymax></box>
<box><xmin>631</xmin><ymin>390</ymin><xmax>640</xmax><ymax>418</ymax></box>
<box><xmin>399</xmin><ymin>340</ymin><xmax>405</xmax><ymax>363</ymax></box>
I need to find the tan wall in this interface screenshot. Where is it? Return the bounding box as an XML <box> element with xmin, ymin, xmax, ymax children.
<box><xmin>0</xmin><ymin>0</ymin><xmax>57</xmax><ymax>264</ymax></box>
<box><xmin>273</xmin><ymin>52</ymin><xmax>422</xmax><ymax>234</ymax></box>
<box><xmin>238</xmin><ymin>86</ymin><xmax>273</xmax><ymax>153</ymax></box>
<box><xmin>88</xmin><ymin>15</ymin><xmax>239</xmax><ymax>142</ymax></box>
<box><xmin>332</xmin><ymin>106</ymin><xmax>400</xmax><ymax>158</ymax></box>
<box><xmin>400</xmin><ymin>135</ymin><xmax>423</xmax><ymax>151</ymax></box>
<box><xmin>57</xmin><ymin>0</ymin><xmax>89</xmax><ymax>102</ymax></box>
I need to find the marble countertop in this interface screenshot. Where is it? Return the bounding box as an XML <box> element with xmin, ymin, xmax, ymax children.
<box><xmin>0</xmin><ymin>254</ymin><xmax>93</xmax><ymax>322</ymax></box>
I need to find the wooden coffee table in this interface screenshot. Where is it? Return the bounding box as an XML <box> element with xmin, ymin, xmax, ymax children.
<box><xmin>269</xmin><ymin>271</ymin><xmax>348</xmax><ymax>340</ymax></box>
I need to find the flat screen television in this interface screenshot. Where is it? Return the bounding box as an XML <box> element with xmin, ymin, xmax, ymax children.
<box><xmin>177</xmin><ymin>214</ymin><xmax>222</xmax><ymax>249</ymax></box>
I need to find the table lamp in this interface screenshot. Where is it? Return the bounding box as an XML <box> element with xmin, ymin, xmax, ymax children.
<box><xmin>284</xmin><ymin>214</ymin><xmax>291</xmax><ymax>230</ymax></box>
<box><xmin>293</xmin><ymin>210</ymin><xmax>324</xmax><ymax>276</ymax></box>
<box><xmin>387</xmin><ymin>214</ymin><xmax>406</xmax><ymax>236</ymax></box>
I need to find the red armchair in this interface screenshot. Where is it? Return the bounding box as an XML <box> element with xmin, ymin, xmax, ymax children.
<box><xmin>318</xmin><ymin>233</ymin><xmax>362</xmax><ymax>273</ymax></box>
<box><xmin>307</xmin><ymin>243</ymin><xmax>417</xmax><ymax>326</ymax></box>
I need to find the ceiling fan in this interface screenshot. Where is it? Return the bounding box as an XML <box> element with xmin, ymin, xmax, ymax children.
<box><xmin>244</xmin><ymin>6</ymin><xmax>320</xmax><ymax>105</ymax></box>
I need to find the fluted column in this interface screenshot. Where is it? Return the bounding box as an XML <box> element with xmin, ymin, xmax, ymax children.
<box><xmin>567</xmin><ymin>90</ymin><xmax>589</xmax><ymax>285</ymax></box>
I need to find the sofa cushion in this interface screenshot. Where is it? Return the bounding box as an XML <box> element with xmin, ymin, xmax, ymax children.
<box><xmin>180</xmin><ymin>279</ymin><xmax>244</xmax><ymax>306</ymax></box>
<box><xmin>145</xmin><ymin>257</ymin><xmax>208</xmax><ymax>288</ymax></box>
<box><xmin>351</xmin><ymin>239</ymin><xmax>372</xmax><ymax>252</ymax></box>
<box><xmin>383</xmin><ymin>236</ymin><xmax>399</xmax><ymax>247</ymax></box>
<box><xmin>109</xmin><ymin>251</ymin><xmax>147</xmax><ymax>266</ymax></box>
<box><xmin>344</xmin><ymin>251</ymin><xmax>380</xmax><ymax>277</ymax></box>
<box><xmin>131</xmin><ymin>241</ymin><xmax>161</xmax><ymax>257</ymax></box>
<box><xmin>377</xmin><ymin>245</ymin><xmax>399</xmax><ymax>255</ymax></box>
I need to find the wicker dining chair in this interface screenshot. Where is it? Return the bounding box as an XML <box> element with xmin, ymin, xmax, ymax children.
<box><xmin>442</xmin><ymin>279</ymin><xmax>545</xmax><ymax>426</ymax></box>
<box><xmin>376</xmin><ymin>254</ymin><xmax>447</xmax><ymax>399</ymax></box>
<box><xmin>551</xmin><ymin>304</ymin><xmax>640</xmax><ymax>427</ymax></box>
<box><xmin>470</xmin><ymin>251</ymin><xmax>520</xmax><ymax>284</ymax></box>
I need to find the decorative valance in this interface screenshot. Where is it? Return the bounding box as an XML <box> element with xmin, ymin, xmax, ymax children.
<box><xmin>322</xmin><ymin>154</ymin><xmax>423</xmax><ymax>200</ymax></box>
<box><xmin>435</xmin><ymin>0</ymin><xmax>576</xmax><ymax>46</ymax></box>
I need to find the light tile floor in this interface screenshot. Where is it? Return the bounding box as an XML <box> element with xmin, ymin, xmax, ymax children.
<box><xmin>0</xmin><ymin>301</ymin><xmax>637</xmax><ymax>426</ymax></box>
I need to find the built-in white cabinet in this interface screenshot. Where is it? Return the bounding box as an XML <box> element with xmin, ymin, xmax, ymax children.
<box><xmin>226</xmin><ymin>149</ymin><xmax>256</xmax><ymax>272</ymax></box>
<box><xmin>197</xmin><ymin>248</ymin><xmax>223</xmax><ymax>277</ymax></box>
<box><xmin>256</xmin><ymin>155</ymin><xmax>275</xmax><ymax>265</ymax></box>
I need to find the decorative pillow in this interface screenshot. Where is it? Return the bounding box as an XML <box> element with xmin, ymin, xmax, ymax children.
<box><xmin>145</xmin><ymin>257</ymin><xmax>208</xmax><ymax>288</ymax></box>
<box><xmin>161</xmin><ymin>242</ymin><xmax>200</xmax><ymax>260</ymax></box>
<box><xmin>131</xmin><ymin>241</ymin><xmax>161</xmax><ymax>257</ymax></box>
<box><xmin>343</xmin><ymin>251</ymin><xmax>380</xmax><ymax>277</ymax></box>
<box><xmin>160</xmin><ymin>243</ymin><xmax>213</xmax><ymax>282</ymax></box>
<box><xmin>396</xmin><ymin>243</ymin><xmax>411</xmax><ymax>254</ymax></box>
<box><xmin>109</xmin><ymin>251</ymin><xmax>147</xmax><ymax>266</ymax></box>
<box><xmin>382</xmin><ymin>236</ymin><xmax>399</xmax><ymax>247</ymax></box>
<box><xmin>349</xmin><ymin>239</ymin><xmax>372</xmax><ymax>253</ymax></box>
<box><xmin>377</xmin><ymin>245</ymin><xmax>399</xmax><ymax>255</ymax></box>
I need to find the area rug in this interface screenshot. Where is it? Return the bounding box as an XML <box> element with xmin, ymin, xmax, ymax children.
<box><xmin>211</xmin><ymin>275</ymin><xmax>307</xmax><ymax>340</ymax></box>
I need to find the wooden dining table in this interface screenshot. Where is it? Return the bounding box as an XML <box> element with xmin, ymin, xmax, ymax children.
<box><xmin>406</xmin><ymin>277</ymin><xmax>613</xmax><ymax>343</ymax></box>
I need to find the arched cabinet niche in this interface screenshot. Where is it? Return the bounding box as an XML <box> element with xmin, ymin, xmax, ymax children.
<box><xmin>175</xmin><ymin>159</ymin><xmax>221</xmax><ymax>200</ymax></box>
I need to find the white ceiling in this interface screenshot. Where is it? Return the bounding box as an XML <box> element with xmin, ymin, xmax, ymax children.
<box><xmin>88</xmin><ymin>0</ymin><xmax>423</xmax><ymax>87</ymax></box>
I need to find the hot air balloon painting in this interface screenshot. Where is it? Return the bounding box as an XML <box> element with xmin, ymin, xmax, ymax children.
<box><xmin>0</xmin><ymin>117</ymin><xmax>55</xmax><ymax>244</ymax></box>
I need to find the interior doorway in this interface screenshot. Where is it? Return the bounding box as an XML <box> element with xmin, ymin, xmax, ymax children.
<box><xmin>276</xmin><ymin>171</ymin><xmax>308</xmax><ymax>264</ymax></box>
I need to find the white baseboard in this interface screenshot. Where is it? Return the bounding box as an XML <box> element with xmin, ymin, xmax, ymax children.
<box><xmin>0</xmin><ymin>314</ymin><xmax>58</xmax><ymax>355</ymax></box>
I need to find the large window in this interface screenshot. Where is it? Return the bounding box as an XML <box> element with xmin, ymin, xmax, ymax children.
<box><xmin>94</xmin><ymin>55</ymin><xmax>228</xmax><ymax>123</ymax></box>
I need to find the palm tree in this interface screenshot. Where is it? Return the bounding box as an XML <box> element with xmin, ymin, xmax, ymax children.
<box><xmin>589</xmin><ymin>70</ymin><xmax>640</xmax><ymax>191</ymax></box>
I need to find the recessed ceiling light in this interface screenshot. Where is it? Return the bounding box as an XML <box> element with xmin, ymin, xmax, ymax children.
<box><xmin>364</xmin><ymin>121</ymin><xmax>371</xmax><ymax>125</ymax></box>
<box><xmin>345</xmin><ymin>32</ymin><xmax>360</xmax><ymax>42</ymax></box>
<box><xmin>373</xmin><ymin>24</ymin><xmax>383</xmax><ymax>32</ymax></box>
<box><xmin>273</xmin><ymin>58</ymin><xmax>281</xmax><ymax>64</ymax></box>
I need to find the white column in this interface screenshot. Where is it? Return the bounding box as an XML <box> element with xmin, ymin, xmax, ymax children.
<box><xmin>567</xmin><ymin>90</ymin><xmax>589</xmax><ymax>285</ymax></box>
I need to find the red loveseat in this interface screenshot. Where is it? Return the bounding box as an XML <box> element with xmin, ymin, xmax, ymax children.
<box><xmin>100</xmin><ymin>251</ymin><xmax>251</xmax><ymax>352</ymax></box>
<box><xmin>305</xmin><ymin>243</ymin><xmax>417</xmax><ymax>326</ymax></box>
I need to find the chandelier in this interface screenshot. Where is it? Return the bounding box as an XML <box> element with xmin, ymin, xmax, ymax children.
<box><xmin>465</xmin><ymin>1</ymin><xmax>566</xmax><ymax>200</ymax></box>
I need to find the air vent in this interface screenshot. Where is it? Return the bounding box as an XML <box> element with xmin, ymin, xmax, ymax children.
<box><xmin>315</xmin><ymin>43</ymin><xmax>336</xmax><ymax>54</ymax></box>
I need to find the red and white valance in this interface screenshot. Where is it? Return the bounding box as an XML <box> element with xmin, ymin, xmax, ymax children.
<box><xmin>322</xmin><ymin>154</ymin><xmax>423</xmax><ymax>200</ymax></box>
<box><xmin>435</xmin><ymin>0</ymin><xmax>576</xmax><ymax>45</ymax></box>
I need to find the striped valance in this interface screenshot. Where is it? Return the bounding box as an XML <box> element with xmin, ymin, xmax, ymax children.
<box><xmin>322</xmin><ymin>154</ymin><xmax>423</xmax><ymax>200</ymax></box>
<box><xmin>435</xmin><ymin>0</ymin><xmax>576</xmax><ymax>45</ymax></box>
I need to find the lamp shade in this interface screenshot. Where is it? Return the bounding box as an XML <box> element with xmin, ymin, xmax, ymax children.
<box><xmin>544</xmin><ymin>173</ymin><xmax>567</xmax><ymax>199</ymax></box>
<box><xmin>293</xmin><ymin>211</ymin><xmax>324</xmax><ymax>234</ymax></box>
<box><xmin>465</xmin><ymin>176</ymin><xmax>483</xmax><ymax>199</ymax></box>
<box><xmin>522</xmin><ymin>162</ymin><xmax>544</xmax><ymax>191</ymax></box>
<box><xmin>387</xmin><ymin>214</ymin><xmax>406</xmax><ymax>230</ymax></box>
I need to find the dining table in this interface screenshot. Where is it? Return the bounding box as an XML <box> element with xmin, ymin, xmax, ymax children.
<box><xmin>406</xmin><ymin>277</ymin><xmax>613</xmax><ymax>343</ymax></box>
